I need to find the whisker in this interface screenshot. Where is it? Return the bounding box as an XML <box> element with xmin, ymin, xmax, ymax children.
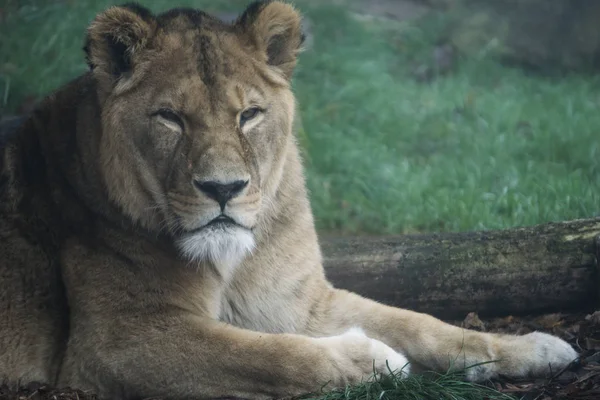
<box><xmin>170</xmin><ymin>202</ymin><xmax>208</xmax><ymax>214</ymax></box>
<box><xmin>167</xmin><ymin>191</ymin><xmax>205</xmax><ymax>203</ymax></box>
<box><xmin>228</xmin><ymin>199</ymin><xmax>261</xmax><ymax>207</ymax></box>
<box><xmin>169</xmin><ymin>198</ymin><xmax>214</xmax><ymax>209</ymax></box>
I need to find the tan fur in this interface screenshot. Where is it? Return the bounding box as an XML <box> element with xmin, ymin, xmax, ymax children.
<box><xmin>0</xmin><ymin>2</ymin><xmax>577</xmax><ymax>399</ymax></box>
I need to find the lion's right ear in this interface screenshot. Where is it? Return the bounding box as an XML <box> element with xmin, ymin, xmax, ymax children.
<box><xmin>84</xmin><ymin>3</ymin><xmax>156</xmax><ymax>84</ymax></box>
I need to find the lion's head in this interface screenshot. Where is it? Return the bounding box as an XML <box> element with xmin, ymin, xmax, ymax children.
<box><xmin>84</xmin><ymin>1</ymin><xmax>304</xmax><ymax>266</ymax></box>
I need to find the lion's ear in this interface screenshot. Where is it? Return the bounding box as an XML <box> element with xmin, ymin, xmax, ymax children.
<box><xmin>84</xmin><ymin>3</ymin><xmax>156</xmax><ymax>83</ymax></box>
<box><xmin>237</xmin><ymin>1</ymin><xmax>304</xmax><ymax>79</ymax></box>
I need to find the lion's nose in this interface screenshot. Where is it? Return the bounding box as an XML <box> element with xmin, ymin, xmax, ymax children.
<box><xmin>193</xmin><ymin>179</ymin><xmax>248</xmax><ymax>210</ymax></box>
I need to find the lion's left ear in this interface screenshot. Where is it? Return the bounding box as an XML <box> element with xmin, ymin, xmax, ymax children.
<box><xmin>236</xmin><ymin>1</ymin><xmax>304</xmax><ymax>79</ymax></box>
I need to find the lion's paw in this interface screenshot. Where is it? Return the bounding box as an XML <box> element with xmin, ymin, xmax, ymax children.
<box><xmin>509</xmin><ymin>332</ymin><xmax>578</xmax><ymax>377</ymax></box>
<box><xmin>316</xmin><ymin>327</ymin><xmax>410</xmax><ymax>385</ymax></box>
<box><xmin>465</xmin><ymin>331</ymin><xmax>579</xmax><ymax>382</ymax></box>
<box><xmin>343</xmin><ymin>328</ymin><xmax>410</xmax><ymax>378</ymax></box>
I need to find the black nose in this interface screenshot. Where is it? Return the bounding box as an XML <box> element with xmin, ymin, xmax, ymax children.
<box><xmin>194</xmin><ymin>179</ymin><xmax>248</xmax><ymax>209</ymax></box>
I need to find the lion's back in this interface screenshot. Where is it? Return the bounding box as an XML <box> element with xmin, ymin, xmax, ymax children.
<box><xmin>0</xmin><ymin>115</ymin><xmax>70</xmax><ymax>387</ymax></box>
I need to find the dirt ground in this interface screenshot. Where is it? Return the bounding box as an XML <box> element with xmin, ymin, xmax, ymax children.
<box><xmin>453</xmin><ymin>311</ymin><xmax>600</xmax><ymax>400</ymax></box>
<box><xmin>1</xmin><ymin>311</ymin><xmax>598</xmax><ymax>400</ymax></box>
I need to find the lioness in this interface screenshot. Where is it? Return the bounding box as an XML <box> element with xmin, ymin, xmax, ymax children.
<box><xmin>0</xmin><ymin>1</ymin><xmax>578</xmax><ymax>399</ymax></box>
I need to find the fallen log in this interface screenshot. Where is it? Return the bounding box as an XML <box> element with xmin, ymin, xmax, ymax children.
<box><xmin>321</xmin><ymin>217</ymin><xmax>600</xmax><ymax>319</ymax></box>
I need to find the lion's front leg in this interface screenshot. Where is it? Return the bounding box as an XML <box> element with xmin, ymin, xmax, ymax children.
<box><xmin>59</xmin><ymin>313</ymin><xmax>415</xmax><ymax>400</ymax></box>
<box><xmin>308</xmin><ymin>288</ymin><xmax>578</xmax><ymax>381</ymax></box>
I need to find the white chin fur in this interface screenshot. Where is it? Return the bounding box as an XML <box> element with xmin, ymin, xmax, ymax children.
<box><xmin>176</xmin><ymin>225</ymin><xmax>255</xmax><ymax>268</ymax></box>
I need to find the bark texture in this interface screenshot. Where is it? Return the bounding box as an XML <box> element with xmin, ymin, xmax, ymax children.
<box><xmin>321</xmin><ymin>217</ymin><xmax>600</xmax><ymax>319</ymax></box>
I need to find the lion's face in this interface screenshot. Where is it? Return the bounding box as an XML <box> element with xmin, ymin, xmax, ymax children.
<box><xmin>85</xmin><ymin>2</ymin><xmax>303</xmax><ymax>265</ymax></box>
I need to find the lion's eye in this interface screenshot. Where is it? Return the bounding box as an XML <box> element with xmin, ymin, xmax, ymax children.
<box><xmin>239</xmin><ymin>107</ymin><xmax>261</xmax><ymax>127</ymax></box>
<box><xmin>155</xmin><ymin>108</ymin><xmax>184</xmax><ymax>130</ymax></box>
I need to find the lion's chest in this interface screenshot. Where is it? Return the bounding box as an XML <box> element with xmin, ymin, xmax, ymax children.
<box><xmin>217</xmin><ymin>273</ymin><xmax>310</xmax><ymax>334</ymax></box>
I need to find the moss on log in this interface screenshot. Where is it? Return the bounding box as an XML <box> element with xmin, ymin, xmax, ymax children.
<box><xmin>321</xmin><ymin>218</ymin><xmax>600</xmax><ymax>319</ymax></box>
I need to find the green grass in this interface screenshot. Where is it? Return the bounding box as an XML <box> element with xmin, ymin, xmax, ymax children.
<box><xmin>301</xmin><ymin>369</ymin><xmax>516</xmax><ymax>400</ymax></box>
<box><xmin>1</xmin><ymin>0</ymin><xmax>598</xmax><ymax>236</ymax></box>
<box><xmin>298</xmin><ymin>5</ymin><xmax>600</xmax><ymax>234</ymax></box>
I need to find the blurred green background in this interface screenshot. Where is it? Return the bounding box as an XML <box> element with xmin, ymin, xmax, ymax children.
<box><xmin>1</xmin><ymin>0</ymin><xmax>598</xmax><ymax>235</ymax></box>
